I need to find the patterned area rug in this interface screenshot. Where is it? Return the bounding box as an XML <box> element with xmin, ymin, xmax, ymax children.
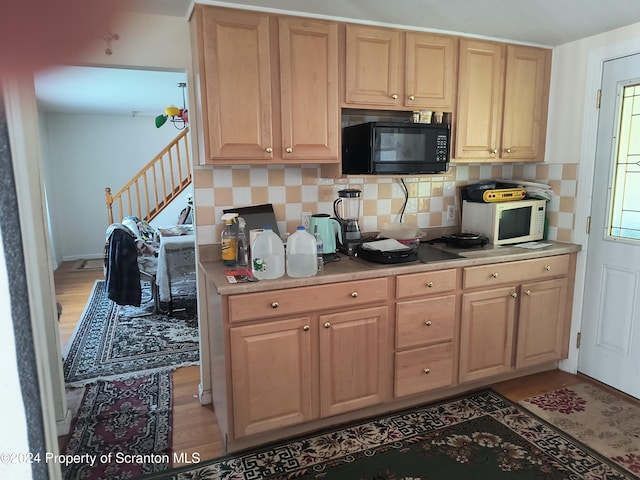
<box><xmin>521</xmin><ymin>383</ymin><xmax>640</xmax><ymax>477</ymax></box>
<box><xmin>143</xmin><ymin>389</ymin><xmax>634</xmax><ymax>480</ymax></box>
<box><xmin>63</xmin><ymin>279</ymin><xmax>199</xmax><ymax>386</ymax></box>
<box><xmin>62</xmin><ymin>372</ymin><xmax>173</xmax><ymax>480</ymax></box>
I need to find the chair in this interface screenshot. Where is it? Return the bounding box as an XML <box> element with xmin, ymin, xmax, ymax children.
<box><xmin>104</xmin><ymin>217</ymin><xmax>163</xmax><ymax>314</ymax></box>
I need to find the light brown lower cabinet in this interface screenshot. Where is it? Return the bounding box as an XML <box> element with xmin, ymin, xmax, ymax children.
<box><xmin>229</xmin><ymin>305</ymin><xmax>389</xmax><ymax>439</ymax></box>
<box><xmin>459</xmin><ymin>286</ymin><xmax>517</xmax><ymax>382</ymax></box>
<box><xmin>210</xmin><ymin>251</ymin><xmax>577</xmax><ymax>451</ymax></box>
<box><xmin>459</xmin><ymin>256</ymin><xmax>574</xmax><ymax>383</ymax></box>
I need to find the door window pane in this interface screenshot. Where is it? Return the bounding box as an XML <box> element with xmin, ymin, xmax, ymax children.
<box><xmin>609</xmin><ymin>84</ymin><xmax>640</xmax><ymax>241</ymax></box>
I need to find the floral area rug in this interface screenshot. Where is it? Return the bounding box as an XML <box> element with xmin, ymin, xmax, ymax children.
<box><xmin>63</xmin><ymin>279</ymin><xmax>199</xmax><ymax>387</ymax></box>
<box><xmin>142</xmin><ymin>389</ymin><xmax>633</xmax><ymax>480</ymax></box>
<box><xmin>62</xmin><ymin>372</ymin><xmax>173</xmax><ymax>480</ymax></box>
<box><xmin>521</xmin><ymin>383</ymin><xmax>640</xmax><ymax>477</ymax></box>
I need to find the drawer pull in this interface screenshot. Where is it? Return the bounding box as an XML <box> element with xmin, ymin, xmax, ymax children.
<box><xmin>423</xmin><ymin>368</ymin><xmax>430</xmax><ymax>374</ymax></box>
<box><xmin>425</xmin><ymin>321</ymin><xmax>432</xmax><ymax>327</ymax></box>
<box><xmin>324</xmin><ymin>322</ymin><xmax>331</xmax><ymax>329</ymax></box>
<box><xmin>511</xmin><ymin>292</ymin><xmax>518</xmax><ymax>298</ymax></box>
<box><xmin>545</xmin><ymin>265</ymin><xmax>551</xmax><ymax>271</ymax></box>
<box><xmin>427</xmin><ymin>281</ymin><xmax>434</xmax><ymax>288</ymax></box>
<box><xmin>303</xmin><ymin>325</ymin><xmax>310</xmax><ymax>331</ymax></box>
<box><xmin>491</xmin><ymin>272</ymin><xmax>499</xmax><ymax>278</ymax></box>
<box><xmin>271</xmin><ymin>301</ymin><xmax>279</xmax><ymax>309</ymax></box>
<box><xmin>351</xmin><ymin>291</ymin><xmax>359</xmax><ymax>298</ymax></box>
<box><xmin>525</xmin><ymin>290</ymin><xmax>531</xmax><ymax>296</ymax></box>
<box><xmin>285</xmin><ymin>147</ymin><xmax>293</xmax><ymax>153</ymax></box>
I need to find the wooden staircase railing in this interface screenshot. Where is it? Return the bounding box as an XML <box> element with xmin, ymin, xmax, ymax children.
<box><xmin>105</xmin><ymin>128</ymin><xmax>191</xmax><ymax>225</ymax></box>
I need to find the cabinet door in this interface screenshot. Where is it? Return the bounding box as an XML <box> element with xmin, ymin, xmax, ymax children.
<box><xmin>230</xmin><ymin>317</ymin><xmax>314</xmax><ymax>438</ymax></box>
<box><xmin>319</xmin><ymin>306</ymin><xmax>390</xmax><ymax>417</ymax></box>
<box><xmin>199</xmin><ymin>8</ymin><xmax>273</xmax><ymax>160</ymax></box>
<box><xmin>516</xmin><ymin>278</ymin><xmax>569</xmax><ymax>369</ymax></box>
<box><xmin>501</xmin><ymin>45</ymin><xmax>551</xmax><ymax>161</ymax></box>
<box><xmin>405</xmin><ymin>33</ymin><xmax>457</xmax><ymax>109</ymax></box>
<box><xmin>455</xmin><ymin>39</ymin><xmax>505</xmax><ymax>161</ymax></box>
<box><xmin>279</xmin><ymin>18</ymin><xmax>339</xmax><ymax>160</ymax></box>
<box><xmin>345</xmin><ymin>25</ymin><xmax>400</xmax><ymax>106</ymax></box>
<box><xmin>459</xmin><ymin>286</ymin><xmax>516</xmax><ymax>382</ymax></box>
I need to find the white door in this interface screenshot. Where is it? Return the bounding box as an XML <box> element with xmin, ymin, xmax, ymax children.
<box><xmin>578</xmin><ymin>54</ymin><xmax>640</xmax><ymax>399</ymax></box>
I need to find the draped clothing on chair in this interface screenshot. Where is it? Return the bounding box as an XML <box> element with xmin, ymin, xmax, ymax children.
<box><xmin>105</xmin><ymin>226</ymin><xmax>141</xmax><ymax>306</ymax></box>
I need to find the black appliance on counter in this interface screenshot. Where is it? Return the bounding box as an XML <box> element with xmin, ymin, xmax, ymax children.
<box><xmin>342</xmin><ymin>121</ymin><xmax>450</xmax><ymax>175</ymax></box>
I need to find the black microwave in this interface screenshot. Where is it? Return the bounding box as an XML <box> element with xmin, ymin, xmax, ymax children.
<box><xmin>342</xmin><ymin>121</ymin><xmax>450</xmax><ymax>175</ymax></box>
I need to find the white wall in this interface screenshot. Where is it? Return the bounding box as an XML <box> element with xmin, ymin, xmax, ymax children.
<box><xmin>37</xmin><ymin>11</ymin><xmax>193</xmax><ymax>263</ymax></box>
<box><xmin>548</xmin><ymin>21</ymin><xmax>640</xmax><ymax>373</ymax></box>
<box><xmin>41</xmin><ymin>113</ymin><xmax>188</xmax><ymax>261</ymax></box>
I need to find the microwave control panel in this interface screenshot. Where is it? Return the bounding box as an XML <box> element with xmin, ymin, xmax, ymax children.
<box><xmin>436</xmin><ymin>134</ymin><xmax>448</xmax><ymax>163</ymax></box>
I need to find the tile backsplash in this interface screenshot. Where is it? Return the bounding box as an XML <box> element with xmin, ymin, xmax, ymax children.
<box><xmin>193</xmin><ymin>162</ymin><xmax>578</xmax><ymax>246</ymax></box>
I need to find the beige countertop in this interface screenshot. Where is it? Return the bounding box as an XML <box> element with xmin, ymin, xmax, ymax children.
<box><xmin>201</xmin><ymin>240</ymin><xmax>582</xmax><ymax>295</ymax></box>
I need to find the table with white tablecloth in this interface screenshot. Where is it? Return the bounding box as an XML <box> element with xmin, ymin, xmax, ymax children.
<box><xmin>156</xmin><ymin>233</ymin><xmax>196</xmax><ymax>303</ymax></box>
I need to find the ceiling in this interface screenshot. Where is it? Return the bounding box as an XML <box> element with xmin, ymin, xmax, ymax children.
<box><xmin>34</xmin><ymin>0</ymin><xmax>640</xmax><ymax>116</ymax></box>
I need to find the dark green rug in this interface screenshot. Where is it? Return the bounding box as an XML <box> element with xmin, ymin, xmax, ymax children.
<box><xmin>143</xmin><ymin>390</ymin><xmax>634</xmax><ymax>479</ymax></box>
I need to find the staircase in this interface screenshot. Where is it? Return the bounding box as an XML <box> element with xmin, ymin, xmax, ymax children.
<box><xmin>105</xmin><ymin>128</ymin><xmax>191</xmax><ymax>224</ymax></box>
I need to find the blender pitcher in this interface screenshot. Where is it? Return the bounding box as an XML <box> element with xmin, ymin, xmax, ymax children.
<box><xmin>333</xmin><ymin>189</ymin><xmax>362</xmax><ymax>255</ymax></box>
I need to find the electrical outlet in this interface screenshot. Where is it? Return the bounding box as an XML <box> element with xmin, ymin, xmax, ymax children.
<box><xmin>301</xmin><ymin>212</ymin><xmax>312</xmax><ymax>230</ymax></box>
<box><xmin>447</xmin><ymin>205</ymin><xmax>457</xmax><ymax>221</ymax></box>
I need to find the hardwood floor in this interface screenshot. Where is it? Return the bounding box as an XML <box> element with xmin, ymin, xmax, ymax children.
<box><xmin>53</xmin><ymin>260</ymin><xmax>602</xmax><ymax>467</ymax></box>
<box><xmin>54</xmin><ymin>261</ymin><xmax>222</xmax><ymax>466</ymax></box>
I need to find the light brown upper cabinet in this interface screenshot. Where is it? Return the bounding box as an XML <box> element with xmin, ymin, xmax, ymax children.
<box><xmin>455</xmin><ymin>40</ymin><xmax>551</xmax><ymax>162</ymax></box>
<box><xmin>344</xmin><ymin>25</ymin><xmax>457</xmax><ymax>110</ymax></box>
<box><xmin>192</xmin><ymin>6</ymin><xmax>340</xmax><ymax>164</ymax></box>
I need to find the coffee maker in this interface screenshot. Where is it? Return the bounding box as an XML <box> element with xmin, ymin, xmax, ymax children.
<box><xmin>333</xmin><ymin>189</ymin><xmax>362</xmax><ymax>256</ymax></box>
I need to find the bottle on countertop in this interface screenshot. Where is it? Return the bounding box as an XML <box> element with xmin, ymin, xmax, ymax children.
<box><xmin>221</xmin><ymin>213</ymin><xmax>238</xmax><ymax>267</ymax></box>
<box><xmin>313</xmin><ymin>225</ymin><xmax>324</xmax><ymax>271</ymax></box>
<box><xmin>236</xmin><ymin>216</ymin><xmax>249</xmax><ymax>268</ymax></box>
<box><xmin>287</xmin><ymin>226</ymin><xmax>318</xmax><ymax>278</ymax></box>
<box><xmin>251</xmin><ymin>226</ymin><xmax>285</xmax><ymax>280</ymax></box>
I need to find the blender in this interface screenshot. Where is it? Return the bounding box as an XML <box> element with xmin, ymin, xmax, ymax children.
<box><xmin>333</xmin><ymin>189</ymin><xmax>362</xmax><ymax>256</ymax></box>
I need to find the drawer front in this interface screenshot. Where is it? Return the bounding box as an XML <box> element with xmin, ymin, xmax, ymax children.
<box><xmin>228</xmin><ymin>277</ymin><xmax>388</xmax><ymax>322</ymax></box>
<box><xmin>396</xmin><ymin>269</ymin><xmax>457</xmax><ymax>298</ymax></box>
<box><xmin>395</xmin><ymin>343</ymin><xmax>455</xmax><ymax>398</ymax></box>
<box><xmin>396</xmin><ymin>295</ymin><xmax>456</xmax><ymax>349</ymax></box>
<box><xmin>463</xmin><ymin>255</ymin><xmax>570</xmax><ymax>289</ymax></box>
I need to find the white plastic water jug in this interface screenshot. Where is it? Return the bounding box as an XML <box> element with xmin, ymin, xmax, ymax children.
<box><xmin>251</xmin><ymin>226</ymin><xmax>285</xmax><ymax>280</ymax></box>
<box><xmin>286</xmin><ymin>226</ymin><xmax>318</xmax><ymax>278</ymax></box>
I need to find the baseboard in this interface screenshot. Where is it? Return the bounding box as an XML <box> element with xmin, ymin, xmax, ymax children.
<box><xmin>198</xmin><ymin>383</ymin><xmax>212</xmax><ymax>405</ymax></box>
<box><xmin>56</xmin><ymin>408</ymin><xmax>72</xmax><ymax>436</ymax></box>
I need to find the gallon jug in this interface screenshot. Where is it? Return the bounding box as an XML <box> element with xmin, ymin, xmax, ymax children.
<box><xmin>251</xmin><ymin>226</ymin><xmax>285</xmax><ymax>280</ymax></box>
<box><xmin>286</xmin><ymin>226</ymin><xmax>318</xmax><ymax>278</ymax></box>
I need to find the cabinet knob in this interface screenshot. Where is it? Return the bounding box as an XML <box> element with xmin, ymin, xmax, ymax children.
<box><xmin>425</xmin><ymin>320</ymin><xmax>432</xmax><ymax>327</ymax></box>
<box><xmin>423</xmin><ymin>368</ymin><xmax>430</xmax><ymax>374</ymax></box>
<box><xmin>324</xmin><ymin>322</ymin><xmax>331</xmax><ymax>329</ymax></box>
<box><xmin>491</xmin><ymin>148</ymin><xmax>498</xmax><ymax>155</ymax></box>
<box><xmin>408</xmin><ymin>94</ymin><xmax>415</xmax><ymax>101</ymax></box>
<box><xmin>545</xmin><ymin>265</ymin><xmax>551</xmax><ymax>271</ymax></box>
<box><xmin>285</xmin><ymin>147</ymin><xmax>293</xmax><ymax>153</ymax></box>
<box><xmin>265</xmin><ymin>147</ymin><xmax>273</xmax><ymax>153</ymax></box>
<box><xmin>426</xmin><ymin>281</ymin><xmax>434</xmax><ymax>288</ymax></box>
<box><xmin>525</xmin><ymin>290</ymin><xmax>531</xmax><ymax>296</ymax></box>
<box><xmin>351</xmin><ymin>291</ymin><xmax>358</xmax><ymax>298</ymax></box>
<box><xmin>491</xmin><ymin>272</ymin><xmax>499</xmax><ymax>278</ymax></box>
<box><xmin>271</xmin><ymin>301</ymin><xmax>279</xmax><ymax>309</ymax></box>
<box><xmin>505</xmin><ymin>148</ymin><xmax>512</xmax><ymax>154</ymax></box>
<box><xmin>511</xmin><ymin>292</ymin><xmax>518</xmax><ymax>298</ymax></box>
<box><xmin>391</xmin><ymin>94</ymin><xmax>398</xmax><ymax>100</ymax></box>
<box><xmin>303</xmin><ymin>325</ymin><xmax>310</xmax><ymax>331</ymax></box>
